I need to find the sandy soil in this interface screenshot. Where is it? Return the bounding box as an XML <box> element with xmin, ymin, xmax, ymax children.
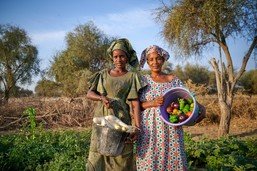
<box><xmin>183</xmin><ymin>118</ymin><xmax>257</xmax><ymax>140</ymax></box>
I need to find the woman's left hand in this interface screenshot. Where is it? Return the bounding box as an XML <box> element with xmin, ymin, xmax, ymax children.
<box><xmin>152</xmin><ymin>96</ymin><xmax>164</xmax><ymax>107</ymax></box>
<box><xmin>101</xmin><ymin>96</ymin><xmax>111</xmax><ymax>109</ymax></box>
<box><xmin>195</xmin><ymin>103</ymin><xmax>206</xmax><ymax>123</ymax></box>
<box><xmin>125</xmin><ymin>127</ymin><xmax>140</xmax><ymax>143</ymax></box>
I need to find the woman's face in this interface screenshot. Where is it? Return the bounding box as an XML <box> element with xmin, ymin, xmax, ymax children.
<box><xmin>147</xmin><ymin>52</ymin><xmax>165</xmax><ymax>72</ymax></box>
<box><xmin>112</xmin><ymin>49</ymin><xmax>128</xmax><ymax>69</ymax></box>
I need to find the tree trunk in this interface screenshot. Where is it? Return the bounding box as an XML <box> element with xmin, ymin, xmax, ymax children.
<box><xmin>3</xmin><ymin>89</ymin><xmax>10</xmax><ymax>103</ymax></box>
<box><xmin>218</xmin><ymin>99</ymin><xmax>232</xmax><ymax>136</ymax></box>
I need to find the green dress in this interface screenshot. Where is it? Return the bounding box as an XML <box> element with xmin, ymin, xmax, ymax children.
<box><xmin>86</xmin><ymin>69</ymin><xmax>142</xmax><ymax>171</ymax></box>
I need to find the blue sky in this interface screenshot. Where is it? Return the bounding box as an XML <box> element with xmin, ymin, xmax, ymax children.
<box><xmin>0</xmin><ymin>0</ymin><xmax>256</xmax><ymax>91</ymax></box>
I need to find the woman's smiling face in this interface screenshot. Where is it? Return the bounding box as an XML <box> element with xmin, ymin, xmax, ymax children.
<box><xmin>147</xmin><ymin>52</ymin><xmax>165</xmax><ymax>72</ymax></box>
<box><xmin>112</xmin><ymin>49</ymin><xmax>128</xmax><ymax>69</ymax></box>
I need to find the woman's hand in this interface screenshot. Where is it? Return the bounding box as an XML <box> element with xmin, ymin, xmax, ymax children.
<box><xmin>141</xmin><ymin>96</ymin><xmax>164</xmax><ymax>110</ymax></box>
<box><xmin>125</xmin><ymin>127</ymin><xmax>140</xmax><ymax>143</ymax></box>
<box><xmin>100</xmin><ymin>96</ymin><xmax>111</xmax><ymax>109</ymax></box>
<box><xmin>195</xmin><ymin>103</ymin><xmax>206</xmax><ymax>123</ymax></box>
<box><xmin>151</xmin><ymin>96</ymin><xmax>164</xmax><ymax>107</ymax></box>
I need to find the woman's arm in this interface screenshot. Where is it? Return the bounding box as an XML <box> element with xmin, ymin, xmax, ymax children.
<box><xmin>140</xmin><ymin>96</ymin><xmax>164</xmax><ymax>110</ymax></box>
<box><xmin>86</xmin><ymin>90</ymin><xmax>102</xmax><ymax>101</ymax></box>
<box><xmin>131</xmin><ymin>99</ymin><xmax>141</xmax><ymax>128</ymax></box>
<box><xmin>86</xmin><ymin>90</ymin><xmax>110</xmax><ymax>108</ymax></box>
<box><xmin>195</xmin><ymin>102</ymin><xmax>206</xmax><ymax>123</ymax></box>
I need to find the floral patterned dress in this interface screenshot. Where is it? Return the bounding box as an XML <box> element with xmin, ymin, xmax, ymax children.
<box><xmin>136</xmin><ymin>75</ymin><xmax>188</xmax><ymax>171</ymax></box>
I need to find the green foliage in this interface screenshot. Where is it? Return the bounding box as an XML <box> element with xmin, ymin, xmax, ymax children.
<box><xmin>239</xmin><ymin>69</ymin><xmax>257</xmax><ymax>94</ymax></box>
<box><xmin>0</xmin><ymin>130</ymin><xmax>91</xmax><ymax>171</ymax></box>
<box><xmin>35</xmin><ymin>79</ymin><xmax>62</xmax><ymax>97</ymax></box>
<box><xmin>49</xmin><ymin>21</ymin><xmax>114</xmax><ymax>96</ymax></box>
<box><xmin>185</xmin><ymin>133</ymin><xmax>257</xmax><ymax>170</ymax></box>
<box><xmin>23</xmin><ymin>107</ymin><xmax>37</xmax><ymax>139</ymax></box>
<box><xmin>173</xmin><ymin>63</ymin><xmax>210</xmax><ymax>84</ymax></box>
<box><xmin>0</xmin><ymin>24</ymin><xmax>40</xmax><ymax>101</ymax></box>
<box><xmin>156</xmin><ymin>0</ymin><xmax>257</xmax><ymax>57</ymax></box>
<box><xmin>1</xmin><ymin>130</ymin><xmax>256</xmax><ymax>170</ymax></box>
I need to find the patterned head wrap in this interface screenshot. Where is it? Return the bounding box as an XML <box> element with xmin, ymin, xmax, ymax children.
<box><xmin>140</xmin><ymin>45</ymin><xmax>170</xmax><ymax>68</ymax></box>
<box><xmin>107</xmin><ymin>38</ymin><xmax>139</xmax><ymax>67</ymax></box>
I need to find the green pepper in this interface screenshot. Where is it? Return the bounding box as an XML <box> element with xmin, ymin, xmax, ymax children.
<box><xmin>169</xmin><ymin>115</ymin><xmax>179</xmax><ymax>123</ymax></box>
<box><xmin>178</xmin><ymin>98</ymin><xmax>185</xmax><ymax>110</ymax></box>
<box><xmin>186</xmin><ymin>98</ymin><xmax>193</xmax><ymax>104</ymax></box>
<box><xmin>190</xmin><ymin>103</ymin><xmax>194</xmax><ymax>111</ymax></box>
<box><xmin>182</xmin><ymin>104</ymin><xmax>190</xmax><ymax>113</ymax></box>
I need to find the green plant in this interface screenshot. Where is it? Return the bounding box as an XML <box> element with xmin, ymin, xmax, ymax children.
<box><xmin>23</xmin><ymin>107</ymin><xmax>37</xmax><ymax>139</ymax></box>
<box><xmin>185</xmin><ymin>134</ymin><xmax>257</xmax><ymax>170</ymax></box>
<box><xmin>0</xmin><ymin>129</ymin><xmax>91</xmax><ymax>171</ymax></box>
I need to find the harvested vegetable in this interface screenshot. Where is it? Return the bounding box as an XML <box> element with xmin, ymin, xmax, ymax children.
<box><xmin>169</xmin><ymin>115</ymin><xmax>179</xmax><ymax>123</ymax></box>
<box><xmin>166</xmin><ymin>97</ymin><xmax>195</xmax><ymax>124</ymax></box>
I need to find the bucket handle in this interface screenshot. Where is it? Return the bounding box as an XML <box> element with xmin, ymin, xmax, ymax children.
<box><xmin>190</xmin><ymin>92</ymin><xmax>196</xmax><ymax>97</ymax></box>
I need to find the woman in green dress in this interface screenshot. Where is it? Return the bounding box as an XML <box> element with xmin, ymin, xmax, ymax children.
<box><xmin>86</xmin><ymin>38</ymin><xmax>142</xmax><ymax>171</ymax></box>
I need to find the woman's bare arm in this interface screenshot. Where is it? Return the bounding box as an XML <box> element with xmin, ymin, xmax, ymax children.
<box><xmin>140</xmin><ymin>96</ymin><xmax>164</xmax><ymax>110</ymax></box>
<box><xmin>86</xmin><ymin>90</ymin><xmax>110</xmax><ymax>108</ymax></box>
<box><xmin>131</xmin><ymin>99</ymin><xmax>141</xmax><ymax>128</ymax></box>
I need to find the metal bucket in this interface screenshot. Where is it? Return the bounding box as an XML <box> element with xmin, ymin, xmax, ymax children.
<box><xmin>95</xmin><ymin>125</ymin><xmax>128</xmax><ymax>156</ymax></box>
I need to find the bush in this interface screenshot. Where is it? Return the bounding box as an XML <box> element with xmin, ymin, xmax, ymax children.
<box><xmin>0</xmin><ymin>130</ymin><xmax>91</xmax><ymax>171</ymax></box>
<box><xmin>1</xmin><ymin>130</ymin><xmax>256</xmax><ymax>170</ymax></box>
<box><xmin>185</xmin><ymin>133</ymin><xmax>257</xmax><ymax>170</ymax></box>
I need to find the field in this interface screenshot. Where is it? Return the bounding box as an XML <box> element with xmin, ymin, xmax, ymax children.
<box><xmin>0</xmin><ymin>95</ymin><xmax>257</xmax><ymax>170</ymax></box>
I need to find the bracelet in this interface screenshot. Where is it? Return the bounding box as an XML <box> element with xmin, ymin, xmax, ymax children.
<box><xmin>134</xmin><ymin>126</ymin><xmax>141</xmax><ymax>132</ymax></box>
<box><xmin>98</xmin><ymin>96</ymin><xmax>103</xmax><ymax>101</ymax></box>
<box><xmin>151</xmin><ymin>100</ymin><xmax>155</xmax><ymax>106</ymax></box>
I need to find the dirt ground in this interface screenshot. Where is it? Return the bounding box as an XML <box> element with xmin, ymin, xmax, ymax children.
<box><xmin>183</xmin><ymin>117</ymin><xmax>257</xmax><ymax>140</ymax></box>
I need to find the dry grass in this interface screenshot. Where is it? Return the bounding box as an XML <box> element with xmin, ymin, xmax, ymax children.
<box><xmin>0</xmin><ymin>94</ymin><xmax>257</xmax><ymax>139</ymax></box>
<box><xmin>0</xmin><ymin>97</ymin><xmax>95</xmax><ymax>131</ymax></box>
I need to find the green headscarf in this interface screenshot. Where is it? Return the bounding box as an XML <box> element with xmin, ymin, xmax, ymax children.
<box><xmin>107</xmin><ymin>38</ymin><xmax>139</xmax><ymax>67</ymax></box>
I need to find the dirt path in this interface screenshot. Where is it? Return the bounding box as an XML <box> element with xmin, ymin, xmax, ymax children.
<box><xmin>184</xmin><ymin>118</ymin><xmax>257</xmax><ymax>140</ymax></box>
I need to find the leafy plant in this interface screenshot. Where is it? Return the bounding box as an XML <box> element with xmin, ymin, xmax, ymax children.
<box><xmin>23</xmin><ymin>107</ymin><xmax>37</xmax><ymax>139</ymax></box>
<box><xmin>0</xmin><ymin>130</ymin><xmax>91</xmax><ymax>171</ymax></box>
<box><xmin>185</xmin><ymin>134</ymin><xmax>257</xmax><ymax>170</ymax></box>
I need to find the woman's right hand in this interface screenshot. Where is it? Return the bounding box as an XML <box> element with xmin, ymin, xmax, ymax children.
<box><xmin>151</xmin><ymin>96</ymin><xmax>164</xmax><ymax>107</ymax></box>
<box><xmin>100</xmin><ymin>96</ymin><xmax>111</xmax><ymax>109</ymax></box>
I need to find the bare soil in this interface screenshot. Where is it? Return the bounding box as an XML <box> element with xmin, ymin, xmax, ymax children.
<box><xmin>184</xmin><ymin>117</ymin><xmax>257</xmax><ymax>140</ymax></box>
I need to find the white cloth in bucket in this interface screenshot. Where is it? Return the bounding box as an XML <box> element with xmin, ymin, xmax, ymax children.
<box><xmin>93</xmin><ymin>115</ymin><xmax>137</xmax><ymax>133</ymax></box>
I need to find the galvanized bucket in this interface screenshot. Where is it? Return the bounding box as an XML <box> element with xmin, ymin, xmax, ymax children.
<box><xmin>95</xmin><ymin>125</ymin><xmax>128</xmax><ymax>156</ymax></box>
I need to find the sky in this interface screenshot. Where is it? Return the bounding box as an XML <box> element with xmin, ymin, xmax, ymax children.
<box><xmin>0</xmin><ymin>0</ymin><xmax>256</xmax><ymax>91</ymax></box>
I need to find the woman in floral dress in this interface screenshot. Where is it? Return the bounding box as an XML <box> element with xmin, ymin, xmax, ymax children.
<box><xmin>136</xmin><ymin>45</ymin><xmax>203</xmax><ymax>171</ymax></box>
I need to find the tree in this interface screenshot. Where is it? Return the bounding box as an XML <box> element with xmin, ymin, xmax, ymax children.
<box><xmin>183</xmin><ymin>63</ymin><xmax>210</xmax><ymax>85</ymax></box>
<box><xmin>0</xmin><ymin>25</ymin><xmax>40</xmax><ymax>102</ymax></box>
<box><xmin>156</xmin><ymin>0</ymin><xmax>257</xmax><ymax>136</ymax></box>
<box><xmin>238</xmin><ymin>69</ymin><xmax>257</xmax><ymax>94</ymax></box>
<box><xmin>172</xmin><ymin>63</ymin><xmax>211</xmax><ymax>85</ymax></box>
<box><xmin>173</xmin><ymin>65</ymin><xmax>186</xmax><ymax>81</ymax></box>
<box><xmin>35</xmin><ymin>79</ymin><xmax>62</xmax><ymax>97</ymax></box>
<box><xmin>49</xmin><ymin>22</ymin><xmax>114</xmax><ymax>96</ymax></box>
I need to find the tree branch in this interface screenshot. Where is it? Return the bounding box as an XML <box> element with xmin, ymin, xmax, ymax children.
<box><xmin>218</xmin><ymin>32</ymin><xmax>234</xmax><ymax>84</ymax></box>
<box><xmin>235</xmin><ymin>36</ymin><xmax>257</xmax><ymax>82</ymax></box>
<box><xmin>209</xmin><ymin>58</ymin><xmax>223</xmax><ymax>99</ymax></box>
